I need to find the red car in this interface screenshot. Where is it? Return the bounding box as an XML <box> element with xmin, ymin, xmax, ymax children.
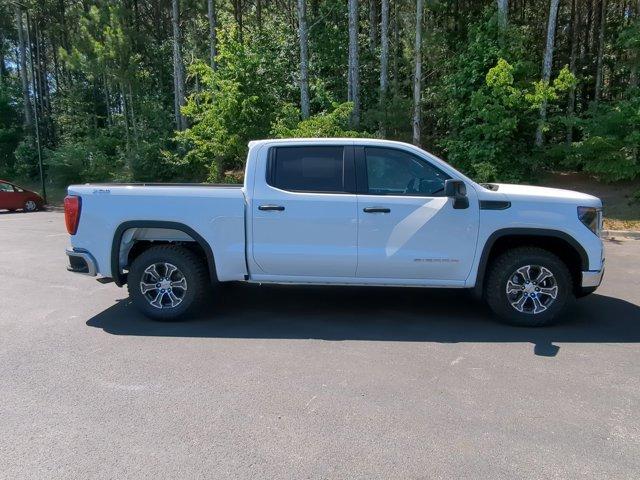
<box><xmin>0</xmin><ymin>180</ymin><xmax>45</xmax><ymax>212</ymax></box>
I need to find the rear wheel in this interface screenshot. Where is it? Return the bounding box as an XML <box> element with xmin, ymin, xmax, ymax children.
<box><xmin>485</xmin><ymin>247</ymin><xmax>573</xmax><ymax>327</ymax></box>
<box><xmin>24</xmin><ymin>200</ymin><xmax>38</xmax><ymax>212</ymax></box>
<box><xmin>127</xmin><ymin>245</ymin><xmax>209</xmax><ymax>321</ymax></box>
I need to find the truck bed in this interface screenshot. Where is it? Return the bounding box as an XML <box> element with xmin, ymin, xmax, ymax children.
<box><xmin>67</xmin><ymin>182</ymin><xmax>248</xmax><ymax>282</ymax></box>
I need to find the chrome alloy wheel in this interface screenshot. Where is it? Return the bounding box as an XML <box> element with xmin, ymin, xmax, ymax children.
<box><xmin>505</xmin><ymin>265</ymin><xmax>559</xmax><ymax>315</ymax></box>
<box><xmin>139</xmin><ymin>262</ymin><xmax>188</xmax><ymax>309</ymax></box>
<box><xmin>24</xmin><ymin>200</ymin><xmax>37</xmax><ymax>211</ymax></box>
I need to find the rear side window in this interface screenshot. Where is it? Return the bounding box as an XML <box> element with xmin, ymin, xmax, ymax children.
<box><xmin>268</xmin><ymin>146</ymin><xmax>346</xmax><ymax>193</ymax></box>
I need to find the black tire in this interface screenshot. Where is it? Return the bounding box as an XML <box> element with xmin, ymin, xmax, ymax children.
<box><xmin>23</xmin><ymin>200</ymin><xmax>38</xmax><ymax>212</ymax></box>
<box><xmin>127</xmin><ymin>245</ymin><xmax>209</xmax><ymax>321</ymax></box>
<box><xmin>485</xmin><ymin>247</ymin><xmax>573</xmax><ymax>327</ymax></box>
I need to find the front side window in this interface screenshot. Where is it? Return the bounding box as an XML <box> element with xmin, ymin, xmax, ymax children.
<box><xmin>364</xmin><ymin>147</ymin><xmax>449</xmax><ymax>196</ymax></box>
<box><xmin>269</xmin><ymin>146</ymin><xmax>346</xmax><ymax>193</ymax></box>
<box><xmin>0</xmin><ymin>182</ymin><xmax>15</xmax><ymax>192</ymax></box>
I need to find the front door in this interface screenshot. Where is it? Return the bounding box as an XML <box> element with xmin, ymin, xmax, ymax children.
<box><xmin>356</xmin><ymin>146</ymin><xmax>479</xmax><ymax>283</ymax></box>
<box><xmin>251</xmin><ymin>145</ymin><xmax>358</xmax><ymax>277</ymax></box>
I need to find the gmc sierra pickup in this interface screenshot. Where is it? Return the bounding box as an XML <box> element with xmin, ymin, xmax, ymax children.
<box><xmin>65</xmin><ymin>138</ymin><xmax>604</xmax><ymax>326</ymax></box>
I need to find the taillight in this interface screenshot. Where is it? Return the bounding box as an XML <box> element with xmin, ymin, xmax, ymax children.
<box><xmin>64</xmin><ymin>195</ymin><xmax>82</xmax><ymax>235</ymax></box>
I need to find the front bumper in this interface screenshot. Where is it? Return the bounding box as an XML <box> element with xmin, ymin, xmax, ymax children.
<box><xmin>581</xmin><ymin>264</ymin><xmax>604</xmax><ymax>288</ymax></box>
<box><xmin>66</xmin><ymin>248</ymin><xmax>97</xmax><ymax>276</ymax></box>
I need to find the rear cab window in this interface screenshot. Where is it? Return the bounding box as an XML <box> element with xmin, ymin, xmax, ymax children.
<box><xmin>267</xmin><ymin>146</ymin><xmax>354</xmax><ymax>193</ymax></box>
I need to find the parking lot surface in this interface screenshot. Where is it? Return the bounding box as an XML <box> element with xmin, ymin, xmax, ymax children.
<box><xmin>1</xmin><ymin>210</ymin><xmax>639</xmax><ymax>479</ymax></box>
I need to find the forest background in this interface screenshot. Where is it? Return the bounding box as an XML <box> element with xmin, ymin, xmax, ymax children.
<box><xmin>0</xmin><ymin>0</ymin><xmax>638</xmax><ymax>225</ymax></box>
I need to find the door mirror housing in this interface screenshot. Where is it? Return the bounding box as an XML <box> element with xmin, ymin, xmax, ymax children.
<box><xmin>444</xmin><ymin>179</ymin><xmax>469</xmax><ymax>209</ymax></box>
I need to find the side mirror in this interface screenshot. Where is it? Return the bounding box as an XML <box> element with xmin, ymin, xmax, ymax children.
<box><xmin>444</xmin><ymin>179</ymin><xmax>469</xmax><ymax>209</ymax></box>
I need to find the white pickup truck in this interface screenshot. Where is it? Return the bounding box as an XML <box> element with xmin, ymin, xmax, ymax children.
<box><xmin>65</xmin><ymin>138</ymin><xmax>604</xmax><ymax>326</ymax></box>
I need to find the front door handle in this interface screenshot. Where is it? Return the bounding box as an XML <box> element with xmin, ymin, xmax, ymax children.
<box><xmin>363</xmin><ymin>207</ymin><xmax>391</xmax><ymax>213</ymax></box>
<box><xmin>258</xmin><ymin>204</ymin><xmax>285</xmax><ymax>211</ymax></box>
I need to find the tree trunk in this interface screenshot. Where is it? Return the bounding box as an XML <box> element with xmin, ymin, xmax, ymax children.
<box><xmin>379</xmin><ymin>0</ymin><xmax>389</xmax><ymax>135</ymax></box>
<box><xmin>128</xmin><ymin>80</ymin><xmax>138</xmax><ymax>145</ymax></box>
<box><xmin>171</xmin><ymin>0</ymin><xmax>186</xmax><ymax>130</ymax></box>
<box><xmin>233</xmin><ymin>0</ymin><xmax>244</xmax><ymax>42</ymax></box>
<box><xmin>348</xmin><ymin>0</ymin><xmax>360</xmax><ymax>128</ymax></box>
<box><xmin>15</xmin><ymin>6</ymin><xmax>33</xmax><ymax>129</ymax></box>
<box><xmin>631</xmin><ymin>0</ymin><xmax>640</xmax><ymax>89</ymax></box>
<box><xmin>103</xmin><ymin>74</ymin><xmax>111</xmax><ymax>126</ymax></box>
<box><xmin>121</xmin><ymin>82</ymin><xmax>131</xmax><ymax>155</ymax></box>
<box><xmin>566</xmin><ymin>0</ymin><xmax>580</xmax><ymax>144</ymax></box>
<box><xmin>392</xmin><ymin>0</ymin><xmax>399</xmax><ymax>93</ymax></box>
<box><xmin>0</xmin><ymin>30</ymin><xmax>7</xmax><ymax>85</ymax></box>
<box><xmin>594</xmin><ymin>0</ymin><xmax>606</xmax><ymax>102</ymax></box>
<box><xmin>497</xmin><ymin>0</ymin><xmax>508</xmax><ymax>29</ymax></box>
<box><xmin>534</xmin><ymin>0</ymin><xmax>560</xmax><ymax>147</ymax></box>
<box><xmin>207</xmin><ymin>0</ymin><xmax>217</xmax><ymax>70</ymax></box>
<box><xmin>32</xmin><ymin>19</ymin><xmax>47</xmax><ymax>135</ymax></box>
<box><xmin>412</xmin><ymin>0</ymin><xmax>424</xmax><ymax>147</ymax></box>
<box><xmin>257</xmin><ymin>0</ymin><xmax>262</xmax><ymax>29</ymax></box>
<box><xmin>369</xmin><ymin>0</ymin><xmax>378</xmax><ymax>51</ymax></box>
<box><xmin>297</xmin><ymin>0</ymin><xmax>310</xmax><ymax>118</ymax></box>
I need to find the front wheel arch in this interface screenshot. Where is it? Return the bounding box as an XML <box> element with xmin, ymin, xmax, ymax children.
<box><xmin>473</xmin><ymin>229</ymin><xmax>588</xmax><ymax>299</ymax></box>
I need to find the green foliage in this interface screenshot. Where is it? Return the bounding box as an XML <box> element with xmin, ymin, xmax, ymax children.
<box><xmin>568</xmin><ymin>95</ymin><xmax>640</xmax><ymax>181</ymax></box>
<box><xmin>271</xmin><ymin>103</ymin><xmax>364</xmax><ymax>138</ymax></box>
<box><xmin>0</xmin><ymin>83</ymin><xmax>22</xmax><ymax>178</ymax></box>
<box><xmin>13</xmin><ymin>140</ymin><xmax>40</xmax><ymax>180</ymax></box>
<box><xmin>178</xmin><ymin>26</ymin><xmax>297</xmax><ymax>181</ymax></box>
<box><xmin>441</xmin><ymin>57</ymin><xmax>575</xmax><ymax>182</ymax></box>
<box><xmin>47</xmin><ymin>139</ymin><xmax>119</xmax><ymax>186</ymax></box>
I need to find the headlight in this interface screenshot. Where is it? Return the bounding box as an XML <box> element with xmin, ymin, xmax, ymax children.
<box><xmin>578</xmin><ymin>206</ymin><xmax>603</xmax><ymax>237</ymax></box>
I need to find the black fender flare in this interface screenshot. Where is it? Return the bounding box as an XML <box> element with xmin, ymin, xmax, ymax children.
<box><xmin>111</xmin><ymin>220</ymin><xmax>217</xmax><ymax>287</ymax></box>
<box><xmin>472</xmin><ymin>228</ymin><xmax>589</xmax><ymax>299</ymax></box>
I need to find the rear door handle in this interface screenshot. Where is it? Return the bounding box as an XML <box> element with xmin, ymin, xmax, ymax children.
<box><xmin>258</xmin><ymin>204</ymin><xmax>285</xmax><ymax>211</ymax></box>
<box><xmin>363</xmin><ymin>207</ymin><xmax>391</xmax><ymax>213</ymax></box>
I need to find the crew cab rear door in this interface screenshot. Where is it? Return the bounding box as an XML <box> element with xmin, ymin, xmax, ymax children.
<box><xmin>250</xmin><ymin>144</ymin><xmax>358</xmax><ymax>277</ymax></box>
<box><xmin>355</xmin><ymin>145</ymin><xmax>479</xmax><ymax>283</ymax></box>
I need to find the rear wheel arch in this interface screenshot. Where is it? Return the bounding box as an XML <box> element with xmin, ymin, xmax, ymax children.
<box><xmin>110</xmin><ymin>221</ymin><xmax>218</xmax><ymax>287</ymax></box>
<box><xmin>473</xmin><ymin>229</ymin><xmax>588</xmax><ymax>299</ymax></box>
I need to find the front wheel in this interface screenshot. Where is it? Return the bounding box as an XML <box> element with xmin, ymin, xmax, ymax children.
<box><xmin>485</xmin><ymin>247</ymin><xmax>573</xmax><ymax>327</ymax></box>
<box><xmin>127</xmin><ymin>245</ymin><xmax>209</xmax><ymax>321</ymax></box>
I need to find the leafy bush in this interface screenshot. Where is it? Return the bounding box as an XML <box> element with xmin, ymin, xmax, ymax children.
<box><xmin>178</xmin><ymin>26</ymin><xmax>297</xmax><ymax>182</ymax></box>
<box><xmin>0</xmin><ymin>83</ymin><xmax>22</xmax><ymax>179</ymax></box>
<box><xmin>441</xmin><ymin>58</ymin><xmax>574</xmax><ymax>182</ymax></box>
<box><xmin>271</xmin><ymin>102</ymin><xmax>364</xmax><ymax>138</ymax></box>
<box><xmin>13</xmin><ymin>140</ymin><xmax>41</xmax><ymax>180</ymax></box>
<box><xmin>568</xmin><ymin>95</ymin><xmax>640</xmax><ymax>182</ymax></box>
<box><xmin>47</xmin><ymin>138</ymin><xmax>122</xmax><ymax>185</ymax></box>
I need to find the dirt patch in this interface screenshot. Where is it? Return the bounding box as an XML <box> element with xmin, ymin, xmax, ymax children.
<box><xmin>535</xmin><ymin>172</ymin><xmax>640</xmax><ymax>231</ymax></box>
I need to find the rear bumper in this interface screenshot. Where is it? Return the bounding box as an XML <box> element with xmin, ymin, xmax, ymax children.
<box><xmin>66</xmin><ymin>248</ymin><xmax>97</xmax><ymax>276</ymax></box>
<box><xmin>581</xmin><ymin>264</ymin><xmax>604</xmax><ymax>288</ymax></box>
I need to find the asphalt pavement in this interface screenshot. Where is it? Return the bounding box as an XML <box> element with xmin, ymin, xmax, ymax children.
<box><xmin>1</xmin><ymin>210</ymin><xmax>639</xmax><ymax>479</ymax></box>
